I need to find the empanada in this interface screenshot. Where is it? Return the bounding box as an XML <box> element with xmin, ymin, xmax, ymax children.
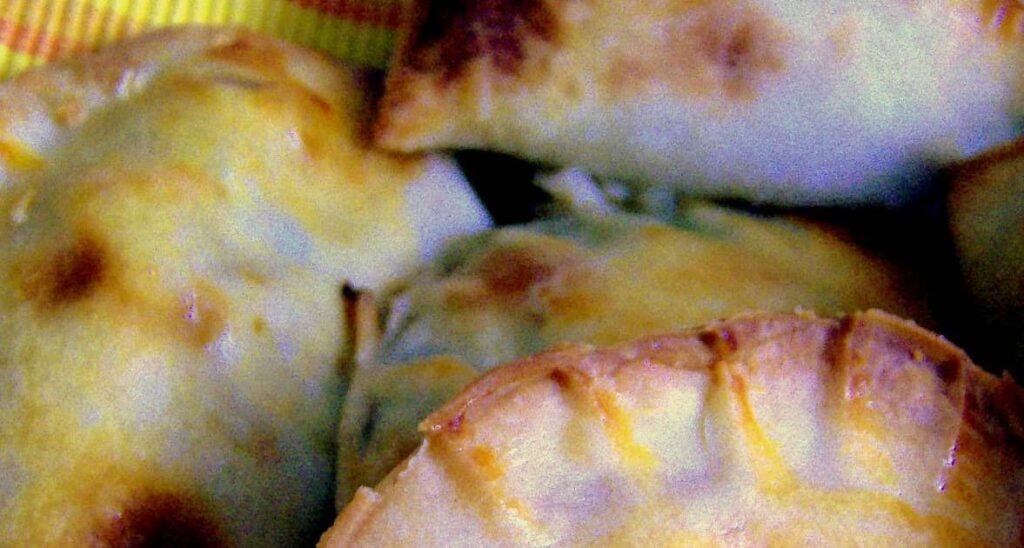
<box><xmin>323</xmin><ymin>311</ymin><xmax>1024</xmax><ymax>546</ymax></box>
<box><xmin>948</xmin><ymin>138</ymin><xmax>1024</xmax><ymax>371</ymax></box>
<box><xmin>335</xmin><ymin>204</ymin><xmax>932</xmax><ymax>506</ymax></box>
<box><xmin>376</xmin><ymin>0</ymin><xmax>1024</xmax><ymax>205</ymax></box>
<box><xmin>0</xmin><ymin>27</ymin><xmax>488</xmax><ymax>546</ymax></box>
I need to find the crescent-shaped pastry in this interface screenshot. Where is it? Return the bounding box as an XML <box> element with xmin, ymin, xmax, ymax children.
<box><xmin>323</xmin><ymin>311</ymin><xmax>1024</xmax><ymax>546</ymax></box>
<box><xmin>948</xmin><ymin>138</ymin><xmax>1024</xmax><ymax>371</ymax></box>
<box><xmin>335</xmin><ymin>205</ymin><xmax>932</xmax><ymax>507</ymax></box>
<box><xmin>0</xmin><ymin>28</ymin><xmax>488</xmax><ymax>546</ymax></box>
<box><xmin>375</xmin><ymin>0</ymin><xmax>1024</xmax><ymax>205</ymax></box>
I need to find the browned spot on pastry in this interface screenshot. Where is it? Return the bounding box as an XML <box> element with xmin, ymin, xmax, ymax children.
<box><xmin>22</xmin><ymin>235</ymin><xmax>109</xmax><ymax>308</ymax></box>
<box><xmin>179</xmin><ymin>285</ymin><xmax>227</xmax><ymax>348</ymax></box>
<box><xmin>978</xmin><ymin>0</ymin><xmax>1024</xmax><ymax>41</ymax></box>
<box><xmin>404</xmin><ymin>0</ymin><xmax>558</xmax><ymax>83</ymax></box>
<box><xmin>342</xmin><ymin>282</ymin><xmax>362</xmax><ymax>331</ymax></box>
<box><xmin>94</xmin><ymin>492</ymin><xmax>223</xmax><ymax>548</ymax></box>
<box><xmin>206</xmin><ymin>37</ymin><xmax>286</xmax><ymax>75</ymax></box>
<box><xmin>470</xmin><ymin>445</ymin><xmax>505</xmax><ymax>480</ymax></box>
<box><xmin>441</xmin><ymin>411</ymin><xmax>466</xmax><ymax>433</ymax></box>
<box><xmin>478</xmin><ymin>245</ymin><xmax>556</xmax><ymax>296</ymax></box>
<box><xmin>828</xmin><ymin>18</ymin><xmax>858</xmax><ymax>61</ymax></box>
<box><xmin>842</xmin><ymin>313</ymin><xmax>971</xmax><ymax>407</ymax></box>
<box><xmin>604</xmin><ymin>5</ymin><xmax>785</xmax><ymax>101</ymax></box>
<box><xmin>691</xmin><ymin>10</ymin><xmax>786</xmax><ymax>100</ymax></box>
<box><xmin>303</xmin><ymin>89</ymin><xmax>335</xmax><ymax>117</ymax></box>
<box><xmin>549</xmin><ymin>368</ymin><xmax>573</xmax><ymax>390</ymax></box>
<box><xmin>700</xmin><ymin>327</ymin><xmax>739</xmax><ymax>358</ymax></box>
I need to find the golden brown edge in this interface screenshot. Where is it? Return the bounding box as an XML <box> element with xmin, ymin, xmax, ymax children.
<box><xmin>419</xmin><ymin>310</ymin><xmax>839</xmax><ymax>436</ymax></box>
<box><xmin>422</xmin><ymin>309</ymin><xmax>1016</xmax><ymax>437</ymax></box>
<box><xmin>325</xmin><ymin>309</ymin><xmax>1024</xmax><ymax>542</ymax></box>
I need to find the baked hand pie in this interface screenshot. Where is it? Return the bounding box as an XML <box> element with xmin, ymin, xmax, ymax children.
<box><xmin>375</xmin><ymin>0</ymin><xmax>1024</xmax><ymax>205</ymax></box>
<box><xmin>322</xmin><ymin>311</ymin><xmax>1024</xmax><ymax>546</ymax></box>
<box><xmin>947</xmin><ymin>138</ymin><xmax>1024</xmax><ymax>372</ymax></box>
<box><xmin>335</xmin><ymin>203</ymin><xmax>932</xmax><ymax>507</ymax></box>
<box><xmin>0</xmin><ymin>27</ymin><xmax>488</xmax><ymax>546</ymax></box>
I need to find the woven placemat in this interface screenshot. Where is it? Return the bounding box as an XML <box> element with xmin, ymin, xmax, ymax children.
<box><xmin>0</xmin><ymin>0</ymin><xmax>403</xmax><ymax>79</ymax></box>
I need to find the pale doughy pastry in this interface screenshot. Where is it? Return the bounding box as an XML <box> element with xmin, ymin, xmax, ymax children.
<box><xmin>948</xmin><ymin>138</ymin><xmax>1024</xmax><ymax>371</ymax></box>
<box><xmin>335</xmin><ymin>204</ymin><xmax>931</xmax><ymax>507</ymax></box>
<box><xmin>0</xmin><ymin>28</ymin><xmax>488</xmax><ymax>546</ymax></box>
<box><xmin>375</xmin><ymin>0</ymin><xmax>1024</xmax><ymax>205</ymax></box>
<box><xmin>322</xmin><ymin>311</ymin><xmax>1024</xmax><ymax>546</ymax></box>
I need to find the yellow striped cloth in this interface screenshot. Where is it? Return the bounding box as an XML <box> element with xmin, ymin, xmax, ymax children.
<box><xmin>0</xmin><ymin>0</ymin><xmax>403</xmax><ymax>79</ymax></box>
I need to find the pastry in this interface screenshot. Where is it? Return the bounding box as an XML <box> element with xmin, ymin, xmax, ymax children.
<box><xmin>323</xmin><ymin>311</ymin><xmax>1024</xmax><ymax>546</ymax></box>
<box><xmin>335</xmin><ymin>203</ymin><xmax>931</xmax><ymax>506</ymax></box>
<box><xmin>375</xmin><ymin>0</ymin><xmax>1024</xmax><ymax>205</ymax></box>
<box><xmin>0</xmin><ymin>27</ymin><xmax>488</xmax><ymax>546</ymax></box>
<box><xmin>948</xmin><ymin>137</ymin><xmax>1024</xmax><ymax>371</ymax></box>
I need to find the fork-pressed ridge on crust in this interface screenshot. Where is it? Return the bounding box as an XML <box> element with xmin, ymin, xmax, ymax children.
<box><xmin>323</xmin><ymin>310</ymin><xmax>1024</xmax><ymax>546</ymax></box>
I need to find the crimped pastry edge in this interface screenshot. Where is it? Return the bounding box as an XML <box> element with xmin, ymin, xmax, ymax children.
<box><xmin>323</xmin><ymin>309</ymin><xmax>1024</xmax><ymax>545</ymax></box>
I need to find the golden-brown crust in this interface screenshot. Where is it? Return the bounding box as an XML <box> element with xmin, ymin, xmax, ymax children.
<box><xmin>0</xmin><ymin>26</ymin><xmax>490</xmax><ymax>547</ymax></box>
<box><xmin>400</xmin><ymin>0</ymin><xmax>559</xmax><ymax>84</ymax></box>
<box><xmin>327</xmin><ymin>310</ymin><xmax>1023</xmax><ymax>545</ymax></box>
<box><xmin>421</xmin><ymin>310</ymin><xmax>961</xmax><ymax>436</ymax></box>
<box><xmin>374</xmin><ymin>0</ymin><xmax>1024</xmax><ymax>205</ymax></box>
<box><xmin>0</xmin><ymin>27</ymin><xmax>367</xmax><ymax>547</ymax></box>
<box><xmin>0</xmin><ymin>26</ymin><xmax>369</xmax><ymax>187</ymax></box>
<box><xmin>600</xmin><ymin>1</ymin><xmax>788</xmax><ymax>102</ymax></box>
